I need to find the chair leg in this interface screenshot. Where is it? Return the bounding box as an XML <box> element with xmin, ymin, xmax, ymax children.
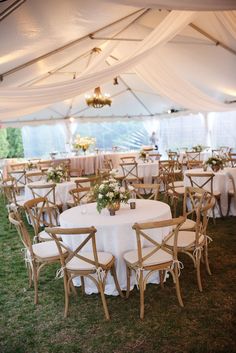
<box><xmin>226</xmin><ymin>195</ymin><xmax>232</xmax><ymax>217</ymax></box>
<box><xmin>98</xmin><ymin>281</ymin><xmax>110</xmax><ymax>320</ymax></box>
<box><xmin>32</xmin><ymin>265</ymin><xmax>38</xmax><ymax>305</ymax></box>
<box><xmin>174</xmin><ymin>266</ymin><xmax>184</xmax><ymax>307</ymax></box>
<box><xmin>81</xmin><ymin>276</ymin><xmax>85</xmax><ymax>295</ymax></box>
<box><xmin>111</xmin><ymin>265</ymin><xmax>124</xmax><ymax>298</ymax></box>
<box><xmin>139</xmin><ymin>271</ymin><xmax>145</xmax><ymax>319</ymax></box>
<box><xmin>204</xmin><ymin>244</ymin><xmax>212</xmax><ymax>276</ymax></box>
<box><xmin>126</xmin><ymin>265</ymin><xmax>131</xmax><ymax>299</ymax></box>
<box><xmin>160</xmin><ymin>270</ymin><xmax>165</xmax><ymax>289</ymax></box>
<box><xmin>64</xmin><ymin>275</ymin><xmax>70</xmax><ymax>318</ymax></box>
<box><xmin>196</xmin><ymin>257</ymin><xmax>203</xmax><ymax>292</ymax></box>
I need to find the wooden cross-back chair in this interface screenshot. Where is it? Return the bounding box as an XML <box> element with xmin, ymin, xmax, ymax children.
<box><xmin>1</xmin><ymin>179</ymin><xmax>25</xmax><ymax>209</ymax></box>
<box><xmin>8</xmin><ymin>169</ymin><xmax>26</xmax><ymax>188</ymax></box>
<box><xmin>185</xmin><ymin>172</ymin><xmax>222</xmax><ymax>221</ymax></box>
<box><xmin>132</xmin><ymin>183</ymin><xmax>160</xmax><ymax>201</ymax></box>
<box><xmin>8</xmin><ymin>211</ymin><xmax>66</xmax><ymax>305</ymax></box>
<box><xmin>25</xmin><ymin>171</ymin><xmax>46</xmax><ymax>184</ymax></box>
<box><xmin>228</xmin><ymin>153</ymin><xmax>236</xmax><ymax>167</ymax></box>
<box><xmin>75</xmin><ymin>175</ymin><xmax>100</xmax><ymax>188</ymax></box>
<box><xmin>123</xmin><ymin>216</ymin><xmax>185</xmax><ymax>319</ymax></box>
<box><xmin>27</xmin><ymin>182</ymin><xmax>62</xmax><ymax>212</ymax></box>
<box><xmin>38</xmin><ymin>160</ymin><xmax>53</xmax><ymax>172</ymax></box>
<box><xmin>185</xmin><ymin>151</ymin><xmax>202</xmax><ymax>169</ymax></box>
<box><xmin>212</xmin><ymin>149</ymin><xmax>221</xmax><ymax>157</ymax></box>
<box><xmin>120</xmin><ymin>161</ymin><xmax>143</xmax><ymax>189</ymax></box>
<box><xmin>69</xmin><ymin>187</ymin><xmax>93</xmax><ymax>207</ymax></box>
<box><xmin>45</xmin><ymin>226</ymin><xmax>123</xmax><ymax>320</ymax></box>
<box><xmin>10</xmin><ymin>162</ymin><xmax>27</xmax><ymax>171</ymax></box>
<box><xmin>166</xmin><ymin>190</ymin><xmax>215</xmax><ymax>292</ymax></box>
<box><xmin>148</xmin><ymin>153</ymin><xmax>162</xmax><ymax>161</ymax></box>
<box><xmin>24</xmin><ymin>197</ymin><xmax>60</xmax><ymax>242</ymax></box>
<box><xmin>120</xmin><ymin>156</ymin><xmax>136</xmax><ymax>163</ymax></box>
<box><xmin>167</xmin><ymin>151</ymin><xmax>179</xmax><ymax>161</ymax></box>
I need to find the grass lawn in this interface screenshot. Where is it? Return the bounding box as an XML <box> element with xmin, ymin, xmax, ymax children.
<box><xmin>0</xmin><ymin>196</ymin><xmax>235</xmax><ymax>353</ymax></box>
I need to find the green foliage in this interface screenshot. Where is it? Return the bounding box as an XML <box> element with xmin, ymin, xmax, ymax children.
<box><xmin>0</xmin><ymin>129</ymin><xmax>9</xmax><ymax>158</ymax></box>
<box><xmin>6</xmin><ymin>127</ymin><xmax>24</xmax><ymax>158</ymax></box>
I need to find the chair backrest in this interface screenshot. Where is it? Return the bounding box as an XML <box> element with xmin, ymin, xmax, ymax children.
<box><xmin>212</xmin><ymin>149</ymin><xmax>221</xmax><ymax>157</ymax></box>
<box><xmin>38</xmin><ymin>160</ymin><xmax>53</xmax><ymax>171</ymax></box>
<box><xmin>8</xmin><ymin>211</ymin><xmax>33</xmax><ymax>256</ymax></box>
<box><xmin>186</xmin><ymin>151</ymin><xmax>201</xmax><ymax>162</ymax></box>
<box><xmin>45</xmin><ymin>226</ymin><xmax>100</xmax><ymax>270</ymax></box>
<box><xmin>132</xmin><ymin>183</ymin><xmax>160</xmax><ymax>201</ymax></box>
<box><xmin>10</xmin><ymin>162</ymin><xmax>27</xmax><ymax>171</ymax></box>
<box><xmin>8</xmin><ymin>170</ymin><xmax>26</xmax><ymax>187</ymax></box>
<box><xmin>159</xmin><ymin>160</ymin><xmax>175</xmax><ymax>174</ymax></box>
<box><xmin>226</xmin><ymin>170</ymin><xmax>236</xmax><ymax>203</ymax></box>
<box><xmin>149</xmin><ymin>153</ymin><xmax>162</xmax><ymax>161</ymax></box>
<box><xmin>185</xmin><ymin>172</ymin><xmax>214</xmax><ymax>195</ymax></box>
<box><xmin>132</xmin><ymin>217</ymin><xmax>185</xmax><ymax>268</ymax></box>
<box><xmin>69</xmin><ymin>187</ymin><xmax>92</xmax><ymax>206</ymax></box>
<box><xmin>25</xmin><ymin>171</ymin><xmax>46</xmax><ymax>184</ymax></box>
<box><xmin>120</xmin><ymin>156</ymin><xmax>136</xmax><ymax>163</ymax></box>
<box><xmin>75</xmin><ymin>176</ymin><xmax>100</xmax><ymax>188</ymax></box>
<box><xmin>28</xmin><ymin>183</ymin><xmax>57</xmax><ymax>207</ymax></box>
<box><xmin>24</xmin><ymin>197</ymin><xmax>59</xmax><ymax>239</ymax></box>
<box><xmin>1</xmin><ymin>183</ymin><xmax>17</xmax><ymax>205</ymax></box>
<box><xmin>120</xmin><ymin>161</ymin><xmax>141</xmax><ymax>185</ymax></box>
<box><xmin>103</xmin><ymin>157</ymin><xmax>113</xmax><ymax>171</ymax></box>
<box><xmin>228</xmin><ymin>154</ymin><xmax>236</xmax><ymax>167</ymax></box>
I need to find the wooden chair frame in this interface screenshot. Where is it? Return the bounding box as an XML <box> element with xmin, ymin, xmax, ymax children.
<box><xmin>132</xmin><ymin>183</ymin><xmax>160</xmax><ymax>201</ymax></box>
<box><xmin>125</xmin><ymin>216</ymin><xmax>185</xmax><ymax>319</ymax></box>
<box><xmin>185</xmin><ymin>172</ymin><xmax>222</xmax><ymax>220</ymax></box>
<box><xmin>8</xmin><ymin>212</ymin><xmax>64</xmax><ymax>304</ymax></box>
<box><xmin>120</xmin><ymin>161</ymin><xmax>143</xmax><ymax>188</ymax></box>
<box><xmin>25</xmin><ymin>171</ymin><xmax>46</xmax><ymax>184</ymax></box>
<box><xmin>45</xmin><ymin>226</ymin><xmax>123</xmax><ymax>320</ymax></box>
<box><xmin>69</xmin><ymin>186</ymin><xmax>92</xmax><ymax>207</ymax></box>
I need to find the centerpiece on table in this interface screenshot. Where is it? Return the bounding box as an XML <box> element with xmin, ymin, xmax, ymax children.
<box><xmin>46</xmin><ymin>164</ymin><xmax>67</xmax><ymax>183</ymax></box>
<box><xmin>73</xmin><ymin>134</ymin><xmax>96</xmax><ymax>155</ymax></box>
<box><xmin>139</xmin><ymin>149</ymin><xmax>149</xmax><ymax>163</ymax></box>
<box><xmin>192</xmin><ymin>144</ymin><xmax>204</xmax><ymax>152</ymax></box>
<box><xmin>92</xmin><ymin>175</ymin><xmax>130</xmax><ymax>215</ymax></box>
<box><xmin>204</xmin><ymin>156</ymin><xmax>225</xmax><ymax>172</ymax></box>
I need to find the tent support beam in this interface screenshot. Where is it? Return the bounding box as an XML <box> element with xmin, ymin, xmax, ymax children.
<box><xmin>0</xmin><ymin>0</ymin><xmax>26</xmax><ymax>22</ymax></box>
<box><xmin>0</xmin><ymin>8</ymin><xmax>145</xmax><ymax>80</ymax></box>
<box><xmin>189</xmin><ymin>23</ymin><xmax>236</xmax><ymax>56</ymax></box>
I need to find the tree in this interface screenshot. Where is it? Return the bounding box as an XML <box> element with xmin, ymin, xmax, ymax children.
<box><xmin>0</xmin><ymin>129</ymin><xmax>9</xmax><ymax>158</ymax></box>
<box><xmin>6</xmin><ymin>127</ymin><xmax>24</xmax><ymax>158</ymax></box>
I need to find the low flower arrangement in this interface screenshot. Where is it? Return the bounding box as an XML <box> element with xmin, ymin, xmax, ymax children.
<box><xmin>205</xmin><ymin>156</ymin><xmax>224</xmax><ymax>171</ymax></box>
<box><xmin>192</xmin><ymin>144</ymin><xmax>204</xmax><ymax>152</ymax></box>
<box><xmin>139</xmin><ymin>150</ymin><xmax>149</xmax><ymax>162</ymax></box>
<box><xmin>92</xmin><ymin>176</ymin><xmax>130</xmax><ymax>213</ymax></box>
<box><xmin>73</xmin><ymin>135</ymin><xmax>96</xmax><ymax>153</ymax></box>
<box><xmin>46</xmin><ymin>164</ymin><xmax>67</xmax><ymax>183</ymax></box>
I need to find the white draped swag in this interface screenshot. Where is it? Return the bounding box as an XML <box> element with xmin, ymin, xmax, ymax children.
<box><xmin>0</xmin><ymin>4</ymin><xmax>236</xmax><ymax>121</ymax></box>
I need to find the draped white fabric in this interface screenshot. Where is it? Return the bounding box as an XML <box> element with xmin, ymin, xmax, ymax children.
<box><xmin>106</xmin><ymin>0</ymin><xmax>236</xmax><ymax>11</ymax></box>
<box><xmin>0</xmin><ymin>11</ymin><xmax>196</xmax><ymax>119</ymax></box>
<box><xmin>1</xmin><ymin>8</ymin><xmax>236</xmax><ymax>121</ymax></box>
<box><xmin>135</xmin><ymin>51</ymin><xmax>236</xmax><ymax>112</ymax></box>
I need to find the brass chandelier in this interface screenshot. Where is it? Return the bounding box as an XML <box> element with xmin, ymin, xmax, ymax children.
<box><xmin>85</xmin><ymin>87</ymin><xmax>112</xmax><ymax>108</ymax></box>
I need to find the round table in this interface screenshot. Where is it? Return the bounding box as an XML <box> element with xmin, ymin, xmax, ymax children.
<box><xmin>59</xmin><ymin>199</ymin><xmax>172</xmax><ymax>295</ymax></box>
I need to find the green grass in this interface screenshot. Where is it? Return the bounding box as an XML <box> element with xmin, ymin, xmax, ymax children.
<box><xmin>0</xmin><ymin>196</ymin><xmax>236</xmax><ymax>353</ymax></box>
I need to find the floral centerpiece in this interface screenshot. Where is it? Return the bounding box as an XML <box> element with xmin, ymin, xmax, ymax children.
<box><xmin>46</xmin><ymin>164</ymin><xmax>67</xmax><ymax>183</ymax></box>
<box><xmin>192</xmin><ymin>144</ymin><xmax>204</xmax><ymax>152</ymax></box>
<box><xmin>205</xmin><ymin>156</ymin><xmax>225</xmax><ymax>172</ymax></box>
<box><xmin>73</xmin><ymin>134</ymin><xmax>96</xmax><ymax>154</ymax></box>
<box><xmin>139</xmin><ymin>150</ymin><xmax>147</xmax><ymax>161</ymax></box>
<box><xmin>92</xmin><ymin>175</ymin><xmax>130</xmax><ymax>214</ymax></box>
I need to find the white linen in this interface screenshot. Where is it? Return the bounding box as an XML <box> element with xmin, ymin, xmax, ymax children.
<box><xmin>59</xmin><ymin>199</ymin><xmax>172</xmax><ymax>295</ymax></box>
<box><xmin>116</xmin><ymin>161</ymin><xmax>159</xmax><ymax>184</ymax></box>
<box><xmin>178</xmin><ymin>151</ymin><xmax>211</xmax><ymax>163</ymax></box>
<box><xmin>184</xmin><ymin>167</ymin><xmax>236</xmax><ymax>216</ymax></box>
<box><xmin>70</xmin><ymin>154</ymin><xmax>104</xmax><ymax>175</ymax></box>
<box><xmin>24</xmin><ymin>179</ymin><xmax>76</xmax><ymax>208</ymax></box>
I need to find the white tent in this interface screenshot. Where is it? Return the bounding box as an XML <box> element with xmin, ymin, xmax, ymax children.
<box><xmin>0</xmin><ymin>0</ymin><xmax>236</xmax><ymax>128</ymax></box>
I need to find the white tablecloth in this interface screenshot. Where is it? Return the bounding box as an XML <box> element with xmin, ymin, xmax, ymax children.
<box><xmin>184</xmin><ymin>167</ymin><xmax>236</xmax><ymax>217</ymax></box>
<box><xmin>25</xmin><ymin>179</ymin><xmax>77</xmax><ymax>208</ymax></box>
<box><xmin>59</xmin><ymin>199</ymin><xmax>172</xmax><ymax>295</ymax></box>
<box><xmin>70</xmin><ymin>155</ymin><xmax>104</xmax><ymax>175</ymax></box>
<box><xmin>115</xmin><ymin>161</ymin><xmax>159</xmax><ymax>184</ymax></box>
<box><xmin>179</xmin><ymin>151</ymin><xmax>211</xmax><ymax>163</ymax></box>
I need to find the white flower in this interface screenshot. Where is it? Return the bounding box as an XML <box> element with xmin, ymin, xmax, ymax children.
<box><xmin>98</xmin><ymin>194</ymin><xmax>103</xmax><ymax>199</ymax></box>
<box><xmin>128</xmin><ymin>185</ymin><xmax>134</xmax><ymax>191</ymax></box>
<box><xmin>120</xmin><ymin>186</ymin><xmax>125</xmax><ymax>193</ymax></box>
<box><xmin>99</xmin><ymin>184</ymin><xmax>104</xmax><ymax>190</ymax></box>
<box><xmin>108</xmin><ymin>192</ymin><xmax>114</xmax><ymax>198</ymax></box>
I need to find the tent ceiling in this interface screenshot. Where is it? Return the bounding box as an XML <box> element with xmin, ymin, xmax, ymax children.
<box><xmin>0</xmin><ymin>0</ymin><xmax>236</xmax><ymax>126</ymax></box>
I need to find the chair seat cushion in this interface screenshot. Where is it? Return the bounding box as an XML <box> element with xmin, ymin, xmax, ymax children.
<box><xmin>32</xmin><ymin>241</ymin><xmax>66</xmax><ymax>259</ymax></box>
<box><xmin>166</xmin><ymin>231</ymin><xmax>204</xmax><ymax>248</ymax></box>
<box><xmin>167</xmin><ymin>186</ymin><xmax>185</xmax><ymax>195</ymax></box>
<box><xmin>173</xmin><ymin>218</ymin><xmax>196</xmax><ymax>230</ymax></box>
<box><xmin>38</xmin><ymin>229</ymin><xmax>62</xmax><ymax>241</ymax></box>
<box><xmin>123</xmin><ymin>247</ymin><xmax>172</xmax><ymax>267</ymax></box>
<box><xmin>173</xmin><ymin>181</ymin><xmax>184</xmax><ymax>187</ymax></box>
<box><xmin>66</xmin><ymin>252</ymin><xmax>113</xmax><ymax>271</ymax></box>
